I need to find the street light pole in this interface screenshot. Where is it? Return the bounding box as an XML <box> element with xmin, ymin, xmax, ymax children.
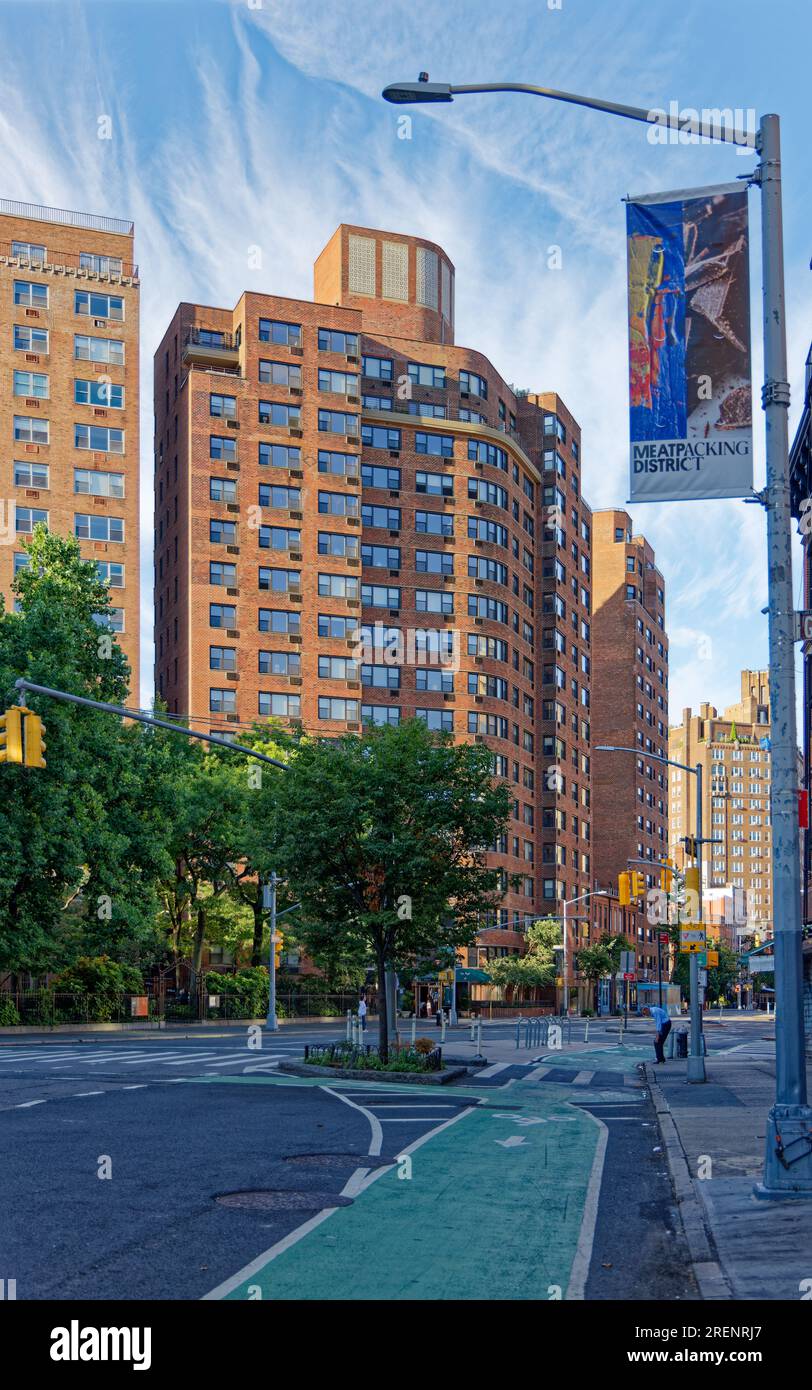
<box><xmin>382</xmin><ymin>77</ymin><xmax>811</xmax><ymax>1193</ymax></box>
<box><xmin>687</xmin><ymin>763</ymin><xmax>705</xmax><ymax>1082</ymax></box>
<box><xmin>264</xmin><ymin>872</ymin><xmax>279</xmax><ymax>1032</ymax></box>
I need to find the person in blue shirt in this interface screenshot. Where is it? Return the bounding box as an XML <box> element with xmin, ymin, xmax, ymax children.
<box><xmin>645</xmin><ymin>1004</ymin><xmax>672</xmax><ymax>1063</ymax></box>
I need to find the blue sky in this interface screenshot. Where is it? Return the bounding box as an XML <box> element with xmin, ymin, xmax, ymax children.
<box><xmin>1</xmin><ymin>0</ymin><xmax>810</xmax><ymax>718</ymax></box>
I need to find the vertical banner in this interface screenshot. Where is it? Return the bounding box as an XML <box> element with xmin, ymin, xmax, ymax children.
<box><xmin>626</xmin><ymin>183</ymin><xmax>753</xmax><ymax>502</ymax></box>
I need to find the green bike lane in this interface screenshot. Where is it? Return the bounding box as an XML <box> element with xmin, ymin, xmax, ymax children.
<box><xmin>200</xmin><ymin>1045</ymin><xmax>649</xmax><ymax>1301</ymax></box>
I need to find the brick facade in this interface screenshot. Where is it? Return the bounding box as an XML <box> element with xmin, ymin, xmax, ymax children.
<box><xmin>0</xmin><ymin>200</ymin><xmax>140</xmax><ymax>690</ymax></box>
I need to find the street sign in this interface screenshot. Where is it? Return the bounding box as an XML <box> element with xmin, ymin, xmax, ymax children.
<box><xmin>623</xmin><ymin>972</ymin><xmax>636</xmax><ymax>981</ymax></box>
<box><xmin>658</xmin><ymin>932</ymin><xmax>670</xmax><ymax>945</ymax></box>
<box><xmin>794</xmin><ymin>611</ymin><xmax>812</xmax><ymax>642</ymax></box>
<box><xmin>707</xmin><ymin>950</ymin><xmax>719</xmax><ymax>967</ymax></box>
<box><xmin>680</xmin><ymin>924</ymin><xmax>706</xmax><ymax>954</ymax></box>
<box><xmin>698</xmin><ymin>969</ymin><xmax>708</xmax><ymax>988</ymax></box>
<box><xmin>619</xmin><ymin>950</ymin><xmax>635</xmax><ymax>973</ymax></box>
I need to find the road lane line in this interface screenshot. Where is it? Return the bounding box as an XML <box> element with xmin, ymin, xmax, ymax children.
<box><xmin>321</xmin><ymin>1085</ymin><xmax>383</xmax><ymax>1157</ymax></box>
<box><xmin>72</xmin><ymin>1091</ymin><xmax>105</xmax><ymax>1097</ymax></box>
<box><xmin>565</xmin><ymin>1110</ymin><xmax>609</xmax><ymax>1301</ymax></box>
<box><xmin>15</xmin><ymin>1099</ymin><xmax>47</xmax><ymax>1107</ymax></box>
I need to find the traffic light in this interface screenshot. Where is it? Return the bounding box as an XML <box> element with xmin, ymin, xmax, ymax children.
<box><xmin>618</xmin><ymin>872</ymin><xmax>631</xmax><ymax>906</ymax></box>
<box><xmin>685</xmin><ymin>867</ymin><xmax>700</xmax><ymax>894</ymax></box>
<box><xmin>630</xmin><ymin>870</ymin><xmax>646</xmax><ymax>899</ymax></box>
<box><xmin>683</xmin><ymin>835</ymin><xmax>698</xmax><ymax>860</ymax></box>
<box><xmin>274</xmin><ymin>933</ymin><xmax>283</xmax><ymax>969</ymax></box>
<box><xmin>0</xmin><ymin>708</ymin><xmax>23</xmax><ymax>764</ymax></box>
<box><xmin>660</xmin><ymin>860</ymin><xmax>674</xmax><ymax>893</ymax></box>
<box><xmin>23</xmin><ymin>712</ymin><xmax>46</xmax><ymax>768</ymax></box>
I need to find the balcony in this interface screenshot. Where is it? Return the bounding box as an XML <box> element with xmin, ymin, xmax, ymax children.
<box><xmin>182</xmin><ymin>327</ymin><xmax>240</xmax><ymax>370</ymax></box>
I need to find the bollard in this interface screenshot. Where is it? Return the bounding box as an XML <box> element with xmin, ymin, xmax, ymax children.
<box><xmin>440</xmin><ymin>1011</ymin><xmax>447</xmax><ymax>1044</ymax></box>
<box><xmin>411</xmin><ymin>1016</ymin><xmax>417</xmax><ymax>1045</ymax></box>
<box><xmin>584</xmin><ymin>1018</ymin><xmax>590</xmax><ymax>1045</ymax></box>
<box><xmin>346</xmin><ymin>1009</ymin><xmax>352</xmax><ymax>1043</ymax></box>
<box><xmin>476</xmin><ymin>1019</ymin><xmax>483</xmax><ymax>1059</ymax></box>
<box><xmin>470</xmin><ymin>1019</ymin><xmax>476</xmax><ymax>1043</ymax></box>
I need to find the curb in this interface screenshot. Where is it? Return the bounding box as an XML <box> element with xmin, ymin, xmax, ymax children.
<box><xmin>643</xmin><ymin>1062</ymin><xmax>733</xmax><ymax>1301</ymax></box>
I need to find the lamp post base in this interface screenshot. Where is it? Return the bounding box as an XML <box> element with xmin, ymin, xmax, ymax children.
<box><xmin>686</xmin><ymin>1054</ymin><xmax>706</xmax><ymax>1083</ymax></box>
<box><xmin>265</xmin><ymin>1013</ymin><xmax>279</xmax><ymax>1032</ymax></box>
<box><xmin>755</xmin><ymin>1105</ymin><xmax>812</xmax><ymax>1197</ymax></box>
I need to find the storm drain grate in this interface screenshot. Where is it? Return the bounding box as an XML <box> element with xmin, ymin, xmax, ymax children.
<box><xmin>215</xmin><ymin>1189</ymin><xmax>353</xmax><ymax>1212</ymax></box>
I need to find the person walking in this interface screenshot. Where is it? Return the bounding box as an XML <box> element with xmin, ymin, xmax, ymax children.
<box><xmin>357</xmin><ymin>996</ymin><xmax>367</xmax><ymax>1033</ymax></box>
<box><xmin>647</xmin><ymin>1003</ymin><xmax>671</xmax><ymax>1064</ymax></box>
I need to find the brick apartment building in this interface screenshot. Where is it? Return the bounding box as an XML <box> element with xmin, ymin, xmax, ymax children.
<box><xmin>153</xmin><ymin>224</ymin><xmax>594</xmax><ymax>947</ymax></box>
<box><xmin>669</xmin><ymin>670</ymin><xmax>773</xmax><ymax>938</ymax></box>
<box><xmin>0</xmin><ymin>199</ymin><xmax>140</xmax><ymax>689</ymax></box>
<box><xmin>591</xmin><ymin>509</ymin><xmax>669</xmax><ymax>896</ymax></box>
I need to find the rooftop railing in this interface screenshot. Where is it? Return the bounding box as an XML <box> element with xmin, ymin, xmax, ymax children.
<box><xmin>0</xmin><ymin>199</ymin><xmax>133</xmax><ymax>236</ymax></box>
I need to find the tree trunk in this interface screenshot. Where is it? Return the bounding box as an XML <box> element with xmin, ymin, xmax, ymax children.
<box><xmin>251</xmin><ymin>898</ymin><xmax>264</xmax><ymax>967</ymax></box>
<box><xmin>191</xmin><ymin>904</ymin><xmax>206</xmax><ymax>978</ymax></box>
<box><xmin>376</xmin><ymin>942</ymin><xmax>389</xmax><ymax>1063</ymax></box>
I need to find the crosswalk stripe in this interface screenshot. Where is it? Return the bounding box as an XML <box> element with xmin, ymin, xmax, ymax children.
<box><xmin>526</xmin><ymin>1065</ymin><xmax>551</xmax><ymax>1081</ymax></box>
<box><xmin>479</xmin><ymin>1062</ymin><xmax>511</xmax><ymax>1077</ymax></box>
<box><xmin>572</xmin><ymin>1070</ymin><xmax>595</xmax><ymax>1084</ymax></box>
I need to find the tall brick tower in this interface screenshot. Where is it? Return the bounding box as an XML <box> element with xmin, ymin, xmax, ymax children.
<box><xmin>0</xmin><ymin>199</ymin><xmax>140</xmax><ymax>690</ymax></box>
<box><xmin>154</xmin><ymin>225</ymin><xmax>593</xmax><ymax>953</ymax></box>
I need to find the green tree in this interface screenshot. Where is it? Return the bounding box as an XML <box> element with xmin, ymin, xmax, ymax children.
<box><xmin>0</xmin><ymin>529</ymin><xmax>172</xmax><ymax>973</ymax></box>
<box><xmin>671</xmin><ymin>940</ymin><xmax>739</xmax><ymax>1002</ymax></box>
<box><xmin>484</xmin><ymin>917</ymin><xmax>561</xmax><ymax>996</ymax></box>
<box><xmin>271</xmin><ymin>720</ymin><xmax>512</xmax><ymax>1059</ymax></box>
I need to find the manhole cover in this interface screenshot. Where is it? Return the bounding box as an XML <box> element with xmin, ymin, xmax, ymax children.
<box><xmin>215</xmin><ymin>1189</ymin><xmax>353</xmax><ymax>1212</ymax></box>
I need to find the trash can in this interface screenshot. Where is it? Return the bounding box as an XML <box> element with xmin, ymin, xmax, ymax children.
<box><xmin>676</xmin><ymin>1029</ymin><xmax>688</xmax><ymax>1058</ymax></box>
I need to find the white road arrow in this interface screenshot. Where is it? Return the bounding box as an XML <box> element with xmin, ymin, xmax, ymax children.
<box><xmin>495</xmin><ymin>1136</ymin><xmax>527</xmax><ymax>1148</ymax></box>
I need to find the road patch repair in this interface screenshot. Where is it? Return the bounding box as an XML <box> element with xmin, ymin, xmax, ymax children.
<box><xmin>200</xmin><ymin>1061</ymin><xmax>639</xmax><ymax>1301</ymax></box>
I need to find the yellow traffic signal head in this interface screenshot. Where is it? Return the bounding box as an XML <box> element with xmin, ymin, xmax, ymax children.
<box><xmin>660</xmin><ymin>861</ymin><xmax>673</xmax><ymax>892</ymax></box>
<box><xmin>23</xmin><ymin>712</ymin><xmax>46</xmax><ymax>768</ymax></box>
<box><xmin>618</xmin><ymin>872</ymin><xmax>631</xmax><ymax>906</ymax></box>
<box><xmin>0</xmin><ymin>708</ymin><xmax>23</xmax><ymax>764</ymax></box>
<box><xmin>630</xmin><ymin>871</ymin><xmax>646</xmax><ymax>898</ymax></box>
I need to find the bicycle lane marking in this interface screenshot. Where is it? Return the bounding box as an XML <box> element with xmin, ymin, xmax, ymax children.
<box><xmin>204</xmin><ymin>1080</ymin><xmax>602</xmax><ymax>1302</ymax></box>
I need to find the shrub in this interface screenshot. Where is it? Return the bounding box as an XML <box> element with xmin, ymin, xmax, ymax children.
<box><xmin>413</xmin><ymin>1036</ymin><xmax>436</xmax><ymax>1054</ymax></box>
<box><xmin>0</xmin><ymin>997</ymin><xmax>21</xmax><ymax>1026</ymax></box>
<box><xmin>51</xmin><ymin>956</ymin><xmax>145</xmax><ymax>1021</ymax></box>
<box><xmin>205</xmin><ymin>967</ymin><xmax>269</xmax><ymax>1019</ymax></box>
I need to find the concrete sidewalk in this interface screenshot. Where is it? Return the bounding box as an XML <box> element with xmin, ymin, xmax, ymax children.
<box><xmin>646</xmin><ymin>1044</ymin><xmax>812</xmax><ymax>1300</ymax></box>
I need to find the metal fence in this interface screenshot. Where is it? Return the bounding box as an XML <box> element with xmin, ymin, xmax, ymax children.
<box><xmin>514</xmin><ymin>1015</ymin><xmax>574</xmax><ymax>1048</ymax></box>
<box><xmin>0</xmin><ymin>989</ymin><xmax>369</xmax><ymax>1026</ymax></box>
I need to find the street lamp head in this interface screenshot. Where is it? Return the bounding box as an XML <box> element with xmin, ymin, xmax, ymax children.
<box><xmin>382</xmin><ymin>79</ymin><xmax>454</xmax><ymax>105</ymax></box>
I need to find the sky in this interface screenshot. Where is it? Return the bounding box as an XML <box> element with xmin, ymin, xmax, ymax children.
<box><xmin>0</xmin><ymin>0</ymin><xmax>810</xmax><ymax>720</ymax></box>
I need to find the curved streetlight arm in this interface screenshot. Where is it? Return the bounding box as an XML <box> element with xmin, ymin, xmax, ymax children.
<box><xmin>382</xmin><ymin>80</ymin><xmax>754</xmax><ymax>147</ymax></box>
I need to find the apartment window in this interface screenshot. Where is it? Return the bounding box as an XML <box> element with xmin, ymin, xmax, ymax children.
<box><xmin>75</xmin><ymin>378</ymin><xmax>124</xmax><ymax>409</ymax></box>
<box><xmin>259</xmin><ymin>442</ymin><xmax>301</xmax><ymax>468</ymax></box>
<box><xmin>74</xmin><ymin>290</ymin><xmax>124</xmax><ymax>320</ymax></box>
<box><xmin>362</xmin><ymin>504</ymin><xmax>401</xmax><ymax>530</ymax></box>
<box><xmin>468</xmin><ymin>517</ymin><xmax>507</xmax><ymax>546</ymax></box>
<box><xmin>15</xmin><ymin>506</ymin><xmax>48</xmax><ymax>532</ymax></box>
<box><xmin>210</xmin><ymin>604</ymin><xmax>236</xmax><ymax>628</ymax></box>
<box><xmin>361</xmin><ymin>584</ymin><xmax>400</xmax><ymax>608</ymax></box>
<box><xmin>259</xmin><ymin>360</ymin><xmax>301</xmax><ymax>387</ymax></box>
<box><xmin>416</xmin><ymin>549</ymin><xmax>453</xmax><ymax>575</ymax></box>
<box><xmin>318</xmin><ymin>573</ymin><xmax>360</xmax><ymax>599</ymax></box>
<box><xmin>74</xmin><ymin>423</ymin><xmax>124</xmax><ymax>453</ymax></box>
<box><xmin>362</xmin><ymin>705</ymin><xmax>401</xmax><ymax>726</ymax></box>
<box><xmin>318</xmin><ymin>329</ymin><xmax>359</xmax><ymax>355</ymax></box>
<box><xmin>416</xmin><ymin>589</ymin><xmax>453</xmax><ymax>614</ymax></box>
<box><xmin>210</xmin><ymin>518</ymin><xmax>238</xmax><ymax>545</ymax></box>
<box><xmin>210</xmin><ymin>476</ymin><xmax>238</xmax><ymax>503</ymax></box>
<box><xmin>13</xmin><ymin>370</ymin><xmax>49</xmax><ymax>399</ymax></box>
<box><xmin>319</xmin><ymin>655</ymin><xmax>358</xmax><ymax>680</ymax></box>
<box><xmin>13</xmin><ymin>460</ymin><xmax>49</xmax><ymax>488</ymax></box>
<box><xmin>74</xmin><ymin>334</ymin><xmax>124</xmax><ymax>365</ymax></box>
<box><xmin>259</xmin><ymin>650</ymin><xmax>300</xmax><ymax>676</ymax></box>
<box><xmin>408</xmin><ymin>362</ymin><xmax>446</xmax><ymax>389</ymax></box>
<box><xmin>318</xmin><ymin>369</ymin><xmax>358</xmax><ymax>395</ymax></box>
<box><xmin>360</xmin><ymin>663</ymin><xmax>399</xmax><ymax>690</ymax></box>
<box><xmin>362</xmin><ymin>424</ymin><xmax>401</xmax><ymax>451</ymax></box>
<box><xmin>469</xmin><ymin>478</ymin><xmax>507</xmax><ymax>508</ymax></box>
<box><xmin>318</xmin><ymin>532</ymin><xmax>358</xmax><ymax>558</ymax></box>
<box><xmin>74</xmin><ymin>468</ymin><xmax>124</xmax><ymax>498</ymax></box>
<box><xmin>415</xmin><ymin>510</ymin><xmax>453</xmax><ymax>537</ymax></box>
<box><xmin>416</xmin><ymin>470</ymin><xmax>452</xmax><ymax>497</ymax></box>
<box><xmin>74</xmin><ymin>513</ymin><xmax>124</xmax><ymax>542</ymax></box>
<box><xmin>14</xmin><ymin>280</ymin><xmax>48</xmax><ymax>308</ymax></box>
<box><xmin>318</xmin><ymin>408</ymin><xmax>357</xmax><ymax>435</ymax></box>
<box><xmin>14</xmin><ymin>415</ymin><xmax>49</xmax><ymax>445</ymax></box>
<box><xmin>260</xmin><ymin>401</ymin><xmax>301</xmax><ymax>428</ymax></box>
<box><xmin>210</xmin><ymin>393</ymin><xmax>237</xmax><ymax>418</ymax></box>
<box><xmin>210</xmin><ymin>646</ymin><xmax>237</xmax><ymax>672</ymax></box>
<box><xmin>362</xmin><ymin>544</ymin><xmax>400</xmax><ymax>569</ymax></box>
<box><xmin>415</xmin><ymin>431</ymin><xmax>454</xmax><ymax>458</ymax></box>
<box><xmin>320</xmin><ymin>450</ymin><xmax>360</xmax><ymax>478</ymax></box>
<box><xmin>79</xmin><ymin>252</ymin><xmax>122</xmax><ymax>276</ymax></box>
<box><xmin>417</xmin><ymin>709</ymin><xmax>453</xmax><ymax>733</ymax></box>
<box><xmin>318</xmin><ymin>696</ymin><xmax>359</xmax><ymax>720</ymax></box>
<box><xmin>318</xmin><ymin>613</ymin><xmax>359</xmax><ymax>639</ymax></box>
<box><xmin>258</xmin><ymin>567</ymin><xmax>300</xmax><ymax>593</ymax></box>
<box><xmin>259</xmin><ymin>692</ymin><xmax>300</xmax><ymax>718</ymax></box>
<box><xmin>468</xmin><ymin>556</ymin><xmax>507</xmax><ymax>584</ymax></box>
<box><xmin>12</xmin><ymin>241</ymin><xmax>46</xmax><ymax>261</ymax></box>
<box><xmin>96</xmin><ymin>561</ymin><xmax>124</xmax><ymax>588</ymax></box>
<box><xmin>200</xmin><ymin>437</ymin><xmax>237</xmax><ymax>470</ymax></box>
<box><xmin>408</xmin><ymin>400</ymin><xmax>446</xmax><ymax>419</ymax></box>
<box><xmin>459</xmin><ymin>370</ymin><xmax>488</xmax><ymax>398</ymax></box>
<box><xmin>210</xmin><ymin>561</ymin><xmax>237</xmax><ymax>586</ymax></box>
<box><xmin>259</xmin><ymin>484</ymin><xmax>301</xmax><ymax>510</ymax></box>
<box><xmin>360</xmin><ymin>466</ymin><xmax>400</xmax><ymax>495</ymax></box>
<box><xmin>362</xmin><ymin>355</ymin><xmax>393</xmax><ymax>381</ymax></box>
<box><xmin>258</xmin><ymin>609</ymin><xmax>300</xmax><ymax>634</ymax></box>
<box><xmin>258</xmin><ymin>319</ymin><xmax>301</xmax><ymax>346</ymax></box>
<box><xmin>319</xmin><ymin>490</ymin><xmax>359</xmax><ymax>517</ymax></box>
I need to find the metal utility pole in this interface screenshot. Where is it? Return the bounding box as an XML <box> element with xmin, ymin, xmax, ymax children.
<box><xmin>264</xmin><ymin>873</ymin><xmax>279</xmax><ymax>1032</ymax></box>
<box><xmin>686</xmin><ymin>764</ymin><xmax>705</xmax><ymax>1083</ymax></box>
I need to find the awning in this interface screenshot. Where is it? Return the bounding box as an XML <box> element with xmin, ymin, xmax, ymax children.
<box><xmin>413</xmin><ymin>967</ymin><xmax>492</xmax><ymax>984</ymax></box>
